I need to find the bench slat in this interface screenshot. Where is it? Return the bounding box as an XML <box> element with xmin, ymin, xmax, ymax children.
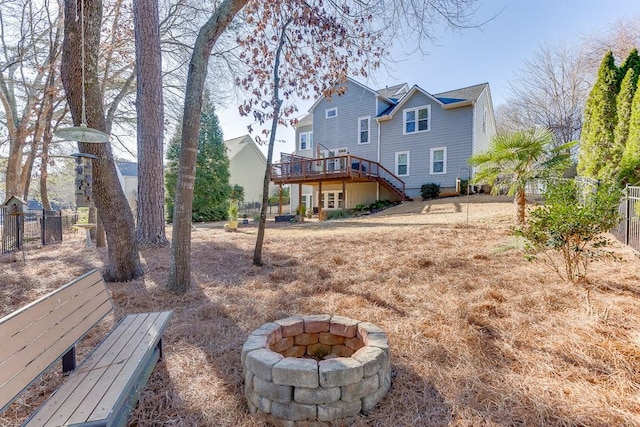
<box><xmin>0</xmin><ymin>270</ymin><xmax>113</xmax><ymax>411</ymax></box>
<box><xmin>0</xmin><ymin>270</ymin><xmax>105</xmax><ymax>342</ymax></box>
<box><xmin>0</xmin><ymin>280</ymin><xmax>110</xmax><ymax>372</ymax></box>
<box><xmin>87</xmin><ymin>311</ymin><xmax>172</xmax><ymax>424</ymax></box>
<box><xmin>23</xmin><ymin>315</ymin><xmax>144</xmax><ymax>427</ymax></box>
<box><xmin>25</xmin><ymin>312</ymin><xmax>172</xmax><ymax>427</ymax></box>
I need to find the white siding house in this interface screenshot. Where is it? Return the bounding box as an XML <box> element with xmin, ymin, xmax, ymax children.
<box><xmin>224</xmin><ymin>135</ymin><xmax>275</xmax><ymax>204</ymax></box>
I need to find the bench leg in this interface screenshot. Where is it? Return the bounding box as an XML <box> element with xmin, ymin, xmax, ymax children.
<box><xmin>62</xmin><ymin>346</ymin><xmax>76</xmax><ymax>373</ymax></box>
<box><xmin>157</xmin><ymin>338</ymin><xmax>164</xmax><ymax>361</ymax></box>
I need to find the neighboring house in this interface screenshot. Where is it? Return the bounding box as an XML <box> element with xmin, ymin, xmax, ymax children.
<box><xmin>115</xmin><ymin>161</ymin><xmax>138</xmax><ymax>211</ymax></box>
<box><xmin>115</xmin><ymin>136</ymin><xmax>271</xmax><ymax>214</ymax></box>
<box><xmin>272</xmin><ymin>77</ymin><xmax>496</xmax><ymax>213</ymax></box>
<box><xmin>224</xmin><ymin>134</ymin><xmax>275</xmax><ymax>204</ymax></box>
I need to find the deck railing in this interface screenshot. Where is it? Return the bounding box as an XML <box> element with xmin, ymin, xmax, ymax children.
<box><xmin>271</xmin><ymin>154</ymin><xmax>405</xmax><ymax>197</ymax></box>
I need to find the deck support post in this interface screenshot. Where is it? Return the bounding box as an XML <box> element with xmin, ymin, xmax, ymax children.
<box><xmin>318</xmin><ymin>181</ymin><xmax>323</xmax><ymax>221</ymax></box>
<box><xmin>298</xmin><ymin>184</ymin><xmax>303</xmax><ymax>219</ymax></box>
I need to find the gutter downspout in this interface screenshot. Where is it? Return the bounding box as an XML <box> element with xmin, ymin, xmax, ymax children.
<box><xmin>377</xmin><ymin>119</ymin><xmax>381</xmax><ymax>200</ymax></box>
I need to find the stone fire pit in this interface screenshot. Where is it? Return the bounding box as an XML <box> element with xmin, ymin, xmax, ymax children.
<box><xmin>241</xmin><ymin>315</ymin><xmax>391</xmax><ymax>424</ymax></box>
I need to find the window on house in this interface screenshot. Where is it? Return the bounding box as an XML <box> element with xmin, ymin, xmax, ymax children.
<box><xmin>299</xmin><ymin>131</ymin><xmax>313</xmax><ymax>150</ymax></box>
<box><xmin>358</xmin><ymin>116</ymin><xmax>370</xmax><ymax>144</ymax></box>
<box><xmin>326</xmin><ymin>107</ymin><xmax>338</xmax><ymax>119</ymax></box>
<box><xmin>430</xmin><ymin>147</ymin><xmax>446</xmax><ymax>174</ymax></box>
<box><xmin>299</xmin><ymin>133</ymin><xmax>307</xmax><ymax>150</ymax></box>
<box><xmin>396</xmin><ymin>151</ymin><xmax>409</xmax><ymax>176</ymax></box>
<box><xmin>403</xmin><ymin>105</ymin><xmax>430</xmax><ymax>134</ymax></box>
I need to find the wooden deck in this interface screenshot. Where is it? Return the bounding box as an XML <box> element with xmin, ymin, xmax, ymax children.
<box><xmin>271</xmin><ymin>154</ymin><xmax>406</xmax><ymax>199</ymax></box>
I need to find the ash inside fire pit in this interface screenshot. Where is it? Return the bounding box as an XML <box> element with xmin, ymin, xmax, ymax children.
<box><xmin>241</xmin><ymin>315</ymin><xmax>391</xmax><ymax>424</ymax></box>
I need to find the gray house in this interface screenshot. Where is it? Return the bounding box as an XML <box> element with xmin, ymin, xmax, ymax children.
<box><xmin>272</xmin><ymin>78</ymin><xmax>496</xmax><ymax>213</ymax></box>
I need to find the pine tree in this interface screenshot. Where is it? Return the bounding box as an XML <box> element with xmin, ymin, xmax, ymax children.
<box><xmin>578</xmin><ymin>51</ymin><xmax>618</xmax><ymax>180</ymax></box>
<box><xmin>603</xmin><ymin>68</ymin><xmax>636</xmax><ymax>182</ymax></box>
<box><xmin>619</xmin><ymin>80</ymin><xmax>640</xmax><ymax>185</ymax></box>
<box><xmin>165</xmin><ymin>91</ymin><xmax>232</xmax><ymax>222</ymax></box>
<box><xmin>617</xmin><ymin>48</ymin><xmax>640</xmax><ymax>90</ymax></box>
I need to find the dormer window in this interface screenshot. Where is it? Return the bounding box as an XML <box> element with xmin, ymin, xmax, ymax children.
<box><xmin>325</xmin><ymin>107</ymin><xmax>338</xmax><ymax>119</ymax></box>
<box><xmin>403</xmin><ymin>105</ymin><xmax>430</xmax><ymax>134</ymax></box>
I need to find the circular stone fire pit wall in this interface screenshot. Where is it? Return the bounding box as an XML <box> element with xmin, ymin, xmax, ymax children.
<box><xmin>242</xmin><ymin>315</ymin><xmax>391</xmax><ymax>424</ymax></box>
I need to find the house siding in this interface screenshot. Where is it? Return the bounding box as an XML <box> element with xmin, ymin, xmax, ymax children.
<box><xmin>379</xmin><ymin>92</ymin><xmax>474</xmax><ymax>197</ymax></box>
<box><xmin>472</xmin><ymin>87</ymin><xmax>495</xmax><ymax>156</ymax></box>
<box><xmin>228</xmin><ymin>143</ymin><xmax>271</xmax><ymax>204</ymax></box>
<box><xmin>309</xmin><ymin>80</ymin><xmax>379</xmax><ymax>161</ymax></box>
<box><xmin>295</xmin><ymin>123</ymin><xmax>314</xmax><ymax>156</ymax></box>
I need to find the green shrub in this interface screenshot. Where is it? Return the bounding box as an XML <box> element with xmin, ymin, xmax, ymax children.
<box><xmin>421</xmin><ymin>183</ymin><xmax>440</xmax><ymax>199</ymax></box>
<box><xmin>518</xmin><ymin>180</ymin><xmax>621</xmax><ymax>282</ymax></box>
<box><xmin>325</xmin><ymin>209</ymin><xmax>351</xmax><ymax>220</ymax></box>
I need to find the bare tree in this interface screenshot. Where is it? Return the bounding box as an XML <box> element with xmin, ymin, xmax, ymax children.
<box><xmin>235</xmin><ymin>0</ymin><xmax>385</xmax><ymax>265</ymax></box>
<box><xmin>502</xmin><ymin>42</ymin><xmax>589</xmax><ymax>146</ymax></box>
<box><xmin>0</xmin><ymin>0</ymin><xmax>67</xmax><ymax>199</ymax></box>
<box><xmin>133</xmin><ymin>0</ymin><xmax>168</xmax><ymax>245</ymax></box>
<box><xmin>580</xmin><ymin>16</ymin><xmax>640</xmax><ymax>77</ymax></box>
<box><xmin>61</xmin><ymin>0</ymin><xmax>142</xmax><ymax>281</ymax></box>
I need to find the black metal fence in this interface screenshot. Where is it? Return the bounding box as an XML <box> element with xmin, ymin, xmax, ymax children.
<box><xmin>611</xmin><ymin>186</ymin><xmax>640</xmax><ymax>252</ymax></box>
<box><xmin>1</xmin><ymin>208</ymin><xmax>76</xmax><ymax>254</ymax></box>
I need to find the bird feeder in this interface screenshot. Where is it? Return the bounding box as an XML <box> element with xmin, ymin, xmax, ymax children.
<box><xmin>71</xmin><ymin>153</ymin><xmax>98</xmax><ymax>207</ymax></box>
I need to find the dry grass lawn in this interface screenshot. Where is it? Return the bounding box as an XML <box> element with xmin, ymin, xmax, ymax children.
<box><xmin>2</xmin><ymin>195</ymin><xmax>640</xmax><ymax>426</ymax></box>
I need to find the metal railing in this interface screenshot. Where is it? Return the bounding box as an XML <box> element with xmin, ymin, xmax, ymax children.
<box><xmin>611</xmin><ymin>186</ymin><xmax>640</xmax><ymax>252</ymax></box>
<box><xmin>1</xmin><ymin>208</ymin><xmax>76</xmax><ymax>254</ymax></box>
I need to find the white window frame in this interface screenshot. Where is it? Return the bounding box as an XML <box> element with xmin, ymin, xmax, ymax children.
<box><xmin>395</xmin><ymin>151</ymin><xmax>410</xmax><ymax>177</ymax></box>
<box><xmin>430</xmin><ymin>147</ymin><xmax>447</xmax><ymax>175</ymax></box>
<box><xmin>403</xmin><ymin>105</ymin><xmax>431</xmax><ymax>135</ymax></box>
<box><xmin>325</xmin><ymin>107</ymin><xmax>338</xmax><ymax>119</ymax></box>
<box><xmin>299</xmin><ymin>132</ymin><xmax>308</xmax><ymax>150</ymax></box>
<box><xmin>298</xmin><ymin>131</ymin><xmax>313</xmax><ymax>150</ymax></box>
<box><xmin>358</xmin><ymin>116</ymin><xmax>370</xmax><ymax>144</ymax></box>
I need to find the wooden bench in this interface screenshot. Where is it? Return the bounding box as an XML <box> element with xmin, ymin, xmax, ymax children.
<box><xmin>0</xmin><ymin>269</ymin><xmax>173</xmax><ymax>427</ymax></box>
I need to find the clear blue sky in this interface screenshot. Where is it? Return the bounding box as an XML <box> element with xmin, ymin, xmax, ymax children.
<box><xmin>217</xmin><ymin>0</ymin><xmax>640</xmax><ymax>156</ymax></box>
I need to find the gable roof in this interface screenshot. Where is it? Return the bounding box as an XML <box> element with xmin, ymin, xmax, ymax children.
<box><xmin>224</xmin><ymin>135</ymin><xmax>267</xmax><ymax>162</ymax></box>
<box><xmin>295</xmin><ymin>113</ymin><xmax>313</xmax><ymax>129</ymax></box>
<box><xmin>376</xmin><ymin>83</ymin><xmax>409</xmax><ymax>99</ymax></box>
<box><xmin>434</xmin><ymin>82</ymin><xmax>488</xmax><ymax>104</ymax></box>
<box><xmin>115</xmin><ymin>161</ymin><xmax>138</xmax><ymax>177</ymax></box>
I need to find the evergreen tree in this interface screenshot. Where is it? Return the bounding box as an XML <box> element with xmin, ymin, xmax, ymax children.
<box><xmin>166</xmin><ymin>91</ymin><xmax>232</xmax><ymax>222</ymax></box>
<box><xmin>618</xmin><ymin>80</ymin><xmax>640</xmax><ymax>186</ymax></box>
<box><xmin>617</xmin><ymin>48</ymin><xmax>640</xmax><ymax>90</ymax></box>
<box><xmin>604</xmin><ymin>68</ymin><xmax>636</xmax><ymax>182</ymax></box>
<box><xmin>577</xmin><ymin>51</ymin><xmax>618</xmax><ymax>180</ymax></box>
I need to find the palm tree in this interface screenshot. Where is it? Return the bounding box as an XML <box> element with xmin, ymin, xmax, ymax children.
<box><xmin>470</xmin><ymin>128</ymin><xmax>574</xmax><ymax>225</ymax></box>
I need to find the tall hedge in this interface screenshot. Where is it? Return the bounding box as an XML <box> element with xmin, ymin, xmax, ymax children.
<box><xmin>577</xmin><ymin>51</ymin><xmax>618</xmax><ymax>179</ymax></box>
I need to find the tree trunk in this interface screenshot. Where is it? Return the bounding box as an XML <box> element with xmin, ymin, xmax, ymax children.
<box><xmin>515</xmin><ymin>188</ymin><xmax>526</xmax><ymax>225</ymax></box>
<box><xmin>254</xmin><ymin>20</ymin><xmax>289</xmax><ymax>266</ymax></box>
<box><xmin>167</xmin><ymin>0</ymin><xmax>247</xmax><ymax>293</ymax></box>
<box><xmin>61</xmin><ymin>0</ymin><xmax>142</xmax><ymax>281</ymax></box>
<box><xmin>133</xmin><ymin>0</ymin><xmax>168</xmax><ymax>245</ymax></box>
